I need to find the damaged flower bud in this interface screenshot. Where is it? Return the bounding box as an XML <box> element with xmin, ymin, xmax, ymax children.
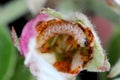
<box><xmin>12</xmin><ymin>8</ymin><xmax>110</xmax><ymax>80</ymax></box>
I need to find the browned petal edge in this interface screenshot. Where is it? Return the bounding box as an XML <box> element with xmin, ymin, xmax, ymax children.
<box><xmin>35</xmin><ymin>19</ymin><xmax>94</xmax><ymax>74</ymax></box>
<box><xmin>53</xmin><ymin>60</ymin><xmax>80</xmax><ymax>74</ymax></box>
<box><xmin>77</xmin><ymin>24</ymin><xmax>94</xmax><ymax>47</ymax></box>
<box><xmin>84</xmin><ymin>27</ymin><xmax>94</xmax><ymax>47</ymax></box>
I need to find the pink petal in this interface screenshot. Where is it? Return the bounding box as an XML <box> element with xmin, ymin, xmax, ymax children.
<box><xmin>20</xmin><ymin>13</ymin><xmax>49</xmax><ymax>57</ymax></box>
<box><xmin>20</xmin><ymin>19</ymin><xmax>35</xmax><ymax>57</ymax></box>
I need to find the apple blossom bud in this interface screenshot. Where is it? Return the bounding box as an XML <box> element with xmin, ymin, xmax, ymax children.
<box><xmin>12</xmin><ymin>8</ymin><xmax>110</xmax><ymax>80</ymax></box>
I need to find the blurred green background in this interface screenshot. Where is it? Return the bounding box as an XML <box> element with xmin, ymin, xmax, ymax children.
<box><xmin>0</xmin><ymin>0</ymin><xmax>120</xmax><ymax>80</ymax></box>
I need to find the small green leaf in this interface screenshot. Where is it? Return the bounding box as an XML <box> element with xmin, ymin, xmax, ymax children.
<box><xmin>0</xmin><ymin>25</ymin><xmax>16</xmax><ymax>80</ymax></box>
<box><xmin>108</xmin><ymin>28</ymin><xmax>120</xmax><ymax>66</ymax></box>
<box><xmin>107</xmin><ymin>28</ymin><xmax>120</xmax><ymax>78</ymax></box>
<box><xmin>98</xmin><ymin>72</ymin><xmax>108</xmax><ymax>80</ymax></box>
<box><xmin>10</xmin><ymin>53</ymin><xmax>35</xmax><ymax>80</ymax></box>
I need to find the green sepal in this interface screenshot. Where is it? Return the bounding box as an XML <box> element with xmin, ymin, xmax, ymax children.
<box><xmin>0</xmin><ymin>25</ymin><xmax>17</xmax><ymax>80</ymax></box>
<box><xmin>42</xmin><ymin>8</ymin><xmax>62</xmax><ymax>19</ymax></box>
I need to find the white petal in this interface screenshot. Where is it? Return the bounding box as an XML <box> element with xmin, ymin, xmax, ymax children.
<box><xmin>115</xmin><ymin>0</ymin><xmax>120</xmax><ymax>5</ymax></box>
<box><xmin>24</xmin><ymin>38</ymin><xmax>76</xmax><ymax>80</ymax></box>
<box><xmin>71</xmin><ymin>53</ymin><xmax>83</xmax><ymax>71</ymax></box>
<box><xmin>26</xmin><ymin>0</ymin><xmax>47</xmax><ymax>14</ymax></box>
<box><xmin>114</xmin><ymin>78</ymin><xmax>120</xmax><ymax>80</ymax></box>
<box><xmin>39</xmin><ymin>53</ymin><xmax>56</xmax><ymax>64</ymax></box>
<box><xmin>108</xmin><ymin>59</ymin><xmax>120</xmax><ymax>78</ymax></box>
